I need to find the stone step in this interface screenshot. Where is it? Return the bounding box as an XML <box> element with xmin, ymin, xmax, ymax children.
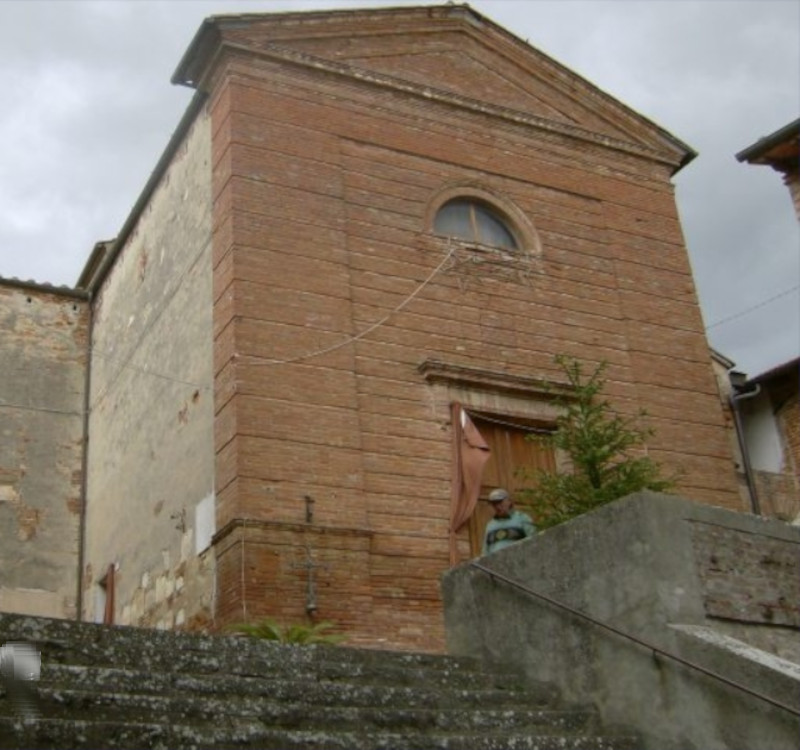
<box><xmin>42</xmin><ymin>645</ymin><xmax>511</xmax><ymax>691</ymax></box>
<box><xmin>0</xmin><ymin>614</ymin><xmax>642</xmax><ymax>750</ymax></box>
<box><xmin>0</xmin><ymin>613</ymin><xmax>475</xmax><ymax>671</ymax></box>
<box><xmin>1</xmin><ymin>613</ymin><xmax>505</xmax><ymax>683</ymax></box>
<box><xmin>0</xmin><ymin>716</ymin><xmax>641</xmax><ymax>750</ymax></box>
<box><xmin>29</xmin><ymin>661</ymin><xmax>558</xmax><ymax>705</ymax></box>
<box><xmin>3</xmin><ymin>684</ymin><xmax>592</xmax><ymax>734</ymax></box>
<box><xmin>2</xmin><ymin>664</ymin><xmax>551</xmax><ymax>711</ymax></box>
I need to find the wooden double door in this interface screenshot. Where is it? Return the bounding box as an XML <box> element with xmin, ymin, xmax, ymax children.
<box><xmin>466</xmin><ymin>416</ymin><xmax>555</xmax><ymax>557</ymax></box>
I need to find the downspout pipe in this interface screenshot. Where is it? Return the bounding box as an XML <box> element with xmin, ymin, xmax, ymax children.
<box><xmin>730</xmin><ymin>383</ymin><xmax>762</xmax><ymax>516</ymax></box>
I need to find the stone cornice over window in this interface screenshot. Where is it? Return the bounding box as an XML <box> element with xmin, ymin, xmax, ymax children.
<box><xmin>418</xmin><ymin>359</ymin><xmax>575</xmax><ymax>400</ymax></box>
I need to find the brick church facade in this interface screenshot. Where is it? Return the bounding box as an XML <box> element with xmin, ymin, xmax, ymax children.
<box><xmin>0</xmin><ymin>5</ymin><xmax>743</xmax><ymax>652</ymax></box>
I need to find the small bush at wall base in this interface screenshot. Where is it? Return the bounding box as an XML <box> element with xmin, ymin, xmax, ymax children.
<box><xmin>228</xmin><ymin>618</ymin><xmax>345</xmax><ymax>645</ymax></box>
<box><xmin>518</xmin><ymin>355</ymin><xmax>677</xmax><ymax>530</ymax></box>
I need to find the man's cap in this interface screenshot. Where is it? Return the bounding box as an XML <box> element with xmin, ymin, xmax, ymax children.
<box><xmin>488</xmin><ymin>488</ymin><xmax>510</xmax><ymax>503</ymax></box>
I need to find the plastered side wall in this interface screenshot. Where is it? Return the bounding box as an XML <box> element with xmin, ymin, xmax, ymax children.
<box><xmin>0</xmin><ymin>284</ymin><xmax>88</xmax><ymax>618</ymax></box>
<box><xmin>766</xmin><ymin>389</ymin><xmax>800</xmax><ymax>522</ymax></box>
<box><xmin>741</xmin><ymin>387</ymin><xmax>800</xmax><ymax>522</ymax></box>
<box><xmin>741</xmin><ymin>391</ymin><xmax>784</xmax><ymax>472</ymax></box>
<box><xmin>778</xmin><ymin>391</ymin><xmax>799</xmax><ymax>486</ymax></box>
<box><xmin>83</xmin><ymin>105</ymin><xmax>215</xmax><ymax>630</ymax></box>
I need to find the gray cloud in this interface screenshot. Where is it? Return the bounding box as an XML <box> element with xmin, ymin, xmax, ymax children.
<box><xmin>0</xmin><ymin>0</ymin><xmax>797</xmax><ymax>377</ymax></box>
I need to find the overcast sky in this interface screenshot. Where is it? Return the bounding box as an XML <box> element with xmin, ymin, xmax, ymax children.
<box><xmin>1</xmin><ymin>0</ymin><xmax>797</xmax><ymax>378</ymax></box>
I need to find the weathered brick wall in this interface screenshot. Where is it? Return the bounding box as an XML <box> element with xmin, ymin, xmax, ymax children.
<box><xmin>221</xmin><ymin>7</ymin><xmax>660</xmax><ymax>146</ymax></box>
<box><xmin>744</xmin><ymin>373</ymin><xmax>800</xmax><ymax>523</ymax></box>
<box><xmin>0</xmin><ymin>283</ymin><xmax>88</xmax><ymax>618</ymax></box>
<box><xmin>691</xmin><ymin>520</ymin><xmax>800</xmax><ymax>627</ymax></box>
<box><xmin>754</xmin><ymin>385</ymin><xmax>799</xmax><ymax>522</ymax></box>
<box><xmin>83</xmin><ymin>107</ymin><xmax>216</xmax><ymax>629</ymax></box>
<box><xmin>214</xmin><ymin>521</ymin><xmax>374</xmax><ymax>641</ymax></box>
<box><xmin>208</xmin><ymin>11</ymin><xmax>742</xmax><ymax>650</ymax></box>
<box><xmin>778</xmin><ymin>391</ymin><xmax>799</xmax><ymax>485</ymax></box>
<box><xmin>755</xmin><ymin>469</ymin><xmax>800</xmax><ymax>522</ymax></box>
<box><xmin>115</xmin><ymin>546</ymin><xmax>215</xmax><ymax>632</ymax></box>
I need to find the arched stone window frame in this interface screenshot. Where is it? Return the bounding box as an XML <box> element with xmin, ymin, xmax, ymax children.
<box><xmin>425</xmin><ymin>184</ymin><xmax>541</xmax><ymax>257</ymax></box>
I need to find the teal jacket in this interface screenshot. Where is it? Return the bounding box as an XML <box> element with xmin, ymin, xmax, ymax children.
<box><xmin>482</xmin><ymin>510</ymin><xmax>536</xmax><ymax>555</ymax></box>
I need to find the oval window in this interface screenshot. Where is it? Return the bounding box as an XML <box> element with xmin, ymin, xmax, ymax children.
<box><xmin>433</xmin><ymin>199</ymin><xmax>517</xmax><ymax>250</ymax></box>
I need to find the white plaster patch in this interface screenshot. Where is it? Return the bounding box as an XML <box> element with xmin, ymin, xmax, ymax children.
<box><xmin>661</xmin><ymin>584</ymin><xmax>688</xmax><ymax>612</ymax></box>
<box><xmin>0</xmin><ymin>485</ymin><xmax>18</xmax><ymax>503</ymax></box>
<box><xmin>130</xmin><ymin>591</ymin><xmax>144</xmax><ymax>620</ymax></box>
<box><xmin>195</xmin><ymin>493</ymin><xmax>215</xmax><ymax>555</ymax></box>
<box><xmin>155</xmin><ymin>575</ymin><xmax>167</xmax><ymax>603</ymax></box>
<box><xmin>93</xmin><ymin>585</ymin><xmax>106</xmax><ymax>625</ymax></box>
<box><xmin>180</xmin><ymin>529</ymin><xmax>193</xmax><ymax>562</ymax></box>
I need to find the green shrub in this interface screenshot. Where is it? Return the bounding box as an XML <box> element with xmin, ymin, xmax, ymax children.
<box><xmin>228</xmin><ymin>618</ymin><xmax>345</xmax><ymax>645</ymax></box>
<box><xmin>518</xmin><ymin>355</ymin><xmax>676</xmax><ymax>529</ymax></box>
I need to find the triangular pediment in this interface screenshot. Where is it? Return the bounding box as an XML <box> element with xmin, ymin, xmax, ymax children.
<box><xmin>346</xmin><ymin>47</ymin><xmax>581</xmax><ymax>128</ymax></box>
<box><xmin>176</xmin><ymin>4</ymin><xmax>692</xmax><ymax>167</ymax></box>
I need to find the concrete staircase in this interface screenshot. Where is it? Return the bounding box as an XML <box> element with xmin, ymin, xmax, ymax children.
<box><xmin>0</xmin><ymin>613</ymin><xmax>638</xmax><ymax>749</ymax></box>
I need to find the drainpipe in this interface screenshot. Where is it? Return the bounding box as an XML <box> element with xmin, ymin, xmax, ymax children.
<box><xmin>730</xmin><ymin>382</ymin><xmax>762</xmax><ymax>516</ymax></box>
<box><xmin>75</xmin><ymin>291</ymin><xmax>95</xmax><ymax>621</ymax></box>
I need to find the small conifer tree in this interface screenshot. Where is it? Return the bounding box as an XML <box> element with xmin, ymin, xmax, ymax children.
<box><xmin>518</xmin><ymin>355</ymin><xmax>675</xmax><ymax>529</ymax></box>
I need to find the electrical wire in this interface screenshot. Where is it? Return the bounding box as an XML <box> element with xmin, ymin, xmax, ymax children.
<box><xmin>1</xmin><ymin>244</ymin><xmax>455</xmax><ymax>415</ymax></box>
<box><xmin>705</xmin><ymin>284</ymin><xmax>799</xmax><ymax>330</ymax></box>
<box><xmin>239</xmin><ymin>242</ymin><xmax>457</xmax><ymax>367</ymax></box>
<box><xmin>88</xmin><ymin>236</ymin><xmax>213</xmax><ymax>413</ymax></box>
<box><xmin>89</xmin><ymin>347</ymin><xmax>210</xmax><ymax>392</ymax></box>
<box><xmin>0</xmin><ymin>401</ymin><xmax>83</xmax><ymax>417</ymax></box>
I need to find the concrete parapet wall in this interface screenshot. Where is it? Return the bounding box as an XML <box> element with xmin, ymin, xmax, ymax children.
<box><xmin>441</xmin><ymin>492</ymin><xmax>800</xmax><ymax>750</ymax></box>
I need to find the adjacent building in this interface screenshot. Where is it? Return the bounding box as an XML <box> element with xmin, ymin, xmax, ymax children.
<box><xmin>736</xmin><ymin>117</ymin><xmax>800</xmax><ymax>221</ymax></box>
<box><xmin>730</xmin><ymin>359</ymin><xmax>800</xmax><ymax>522</ymax></box>
<box><xmin>732</xmin><ymin>118</ymin><xmax>800</xmax><ymax>523</ymax></box>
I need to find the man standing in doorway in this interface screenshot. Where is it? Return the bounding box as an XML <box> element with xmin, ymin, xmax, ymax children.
<box><xmin>482</xmin><ymin>488</ymin><xmax>536</xmax><ymax>556</ymax></box>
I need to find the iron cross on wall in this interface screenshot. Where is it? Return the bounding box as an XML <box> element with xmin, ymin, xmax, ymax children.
<box><xmin>290</xmin><ymin>545</ymin><xmax>328</xmax><ymax>615</ymax></box>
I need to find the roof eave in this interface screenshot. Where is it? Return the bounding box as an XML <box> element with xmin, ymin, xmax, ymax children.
<box><xmin>736</xmin><ymin>117</ymin><xmax>800</xmax><ymax>164</ymax></box>
<box><xmin>80</xmin><ymin>91</ymin><xmax>208</xmax><ymax>296</ymax></box>
<box><xmin>172</xmin><ymin>17</ymin><xmax>220</xmax><ymax>88</ymax></box>
<box><xmin>0</xmin><ymin>276</ymin><xmax>89</xmax><ymax>301</ymax></box>
<box><xmin>745</xmin><ymin>356</ymin><xmax>800</xmax><ymax>387</ymax></box>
